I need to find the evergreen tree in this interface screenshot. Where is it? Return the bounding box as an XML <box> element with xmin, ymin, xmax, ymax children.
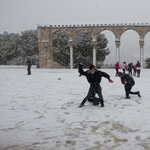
<box><xmin>0</xmin><ymin>30</ymin><xmax>39</xmax><ymax>65</ymax></box>
<box><xmin>0</xmin><ymin>29</ymin><xmax>109</xmax><ymax>67</ymax></box>
<box><xmin>53</xmin><ymin>31</ymin><xmax>70</xmax><ymax>67</ymax></box>
<box><xmin>73</xmin><ymin>31</ymin><xmax>110</xmax><ymax>65</ymax></box>
<box><xmin>145</xmin><ymin>57</ymin><xmax>150</xmax><ymax>68</ymax></box>
<box><xmin>97</xmin><ymin>34</ymin><xmax>110</xmax><ymax>62</ymax></box>
<box><xmin>19</xmin><ymin>29</ymin><xmax>39</xmax><ymax>65</ymax></box>
<box><xmin>0</xmin><ymin>31</ymin><xmax>21</xmax><ymax>64</ymax></box>
<box><xmin>73</xmin><ymin>31</ymin><xmax>93</xmax><ymax>65</ymax></box>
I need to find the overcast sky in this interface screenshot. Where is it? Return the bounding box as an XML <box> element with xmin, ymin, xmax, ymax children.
<box><xmin>0</xmin><ymin>0</ymin><xmax>150</xmax><ymax>64</ymax></box>
<box><xmin>1</xmin><ymin>0</ymin><xmax>150</xmax><ymax>33</ymax></box>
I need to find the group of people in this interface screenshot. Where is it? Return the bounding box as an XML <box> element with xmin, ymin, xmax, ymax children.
<box><xmin>115</xmin><ymin>61</ymin><xmax>141</xmax><ymax>77</ymax></box>
<box><xmin>78</xmin><ymin>64</ymin><xmax>141</xmax><ymax>108</ymax></box>
<box><xmin>26</xmin><ymin>58</ymin><xmax>141</xmax><ymax>108</ymax></box>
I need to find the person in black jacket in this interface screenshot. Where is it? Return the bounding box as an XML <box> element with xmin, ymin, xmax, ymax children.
<box><xmin>118</xmin><ymin>72</ymin><xmax>141</xmax><ymax>99</ymax></box>
<box><xmin>128</xmin><ymin>62</ymin><xmax>133</xmax><ymax>76</ymax></box>
<box><xmin>78</xmin><ymin>64</ymin><xmax>113</xmax><ymax>107</ymax></box>
<box><xmin>26</xmin><ymin>58</ymin><xmax>32</xmax><ymax>75</ymax></box>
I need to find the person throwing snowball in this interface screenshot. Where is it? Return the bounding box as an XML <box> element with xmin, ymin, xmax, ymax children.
<box><xmin>78</xmin><ymin>64</ymin><xmax>113</xmax><ymax>107</ymax></box>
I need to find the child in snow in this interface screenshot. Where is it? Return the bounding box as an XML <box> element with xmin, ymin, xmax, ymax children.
<box><xmin>78</xmin><ymin>64</ymin><xmax>113</xmax><ymax>107</ymax></box>
<box><xmin>115</xmin><ymin>62</ymin><xmax>120</xmax><ymax>76</ymax></box>
<box><xmin>136</xmin><ymin>61</ymin><xmax>141</xmax><ymax>77</ymax></box>
<box><xmin>133</xmin><ymin>65</ymin><xmax>137</xmax><ymax>76</ymax></box>
<box><xmin>121</xmin><ymin>62</ymin><xmax>127</xmax><ymax>74</ymax></box>
<box><xmin>128</xmin><ymin>62</ymin><xmax>133</xmax><ymax>76</ymax></box>
<box><xmin>26</xmin><ymin>58</ymin><xmax>32</xmax><ymax>75</ymax></box>
<box><xmin>117</xmin><ymin>72</ymin><xmax>141</xmax><ymax>99</ymax></box>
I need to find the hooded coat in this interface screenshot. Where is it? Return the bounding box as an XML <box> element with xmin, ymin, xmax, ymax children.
<box><xmin>118</xmin><ymin>72</ymin><xmax>135</xmax><ymax>85</ymax></box>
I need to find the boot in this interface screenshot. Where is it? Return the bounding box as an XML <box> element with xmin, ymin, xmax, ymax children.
<box><xmin>137</xmin><ymin>91</ymin><xmax>141</xmax><ymax>97</ymax></box>
<box><xmin>124</xmin><ymin>96</ymin><xmax>130</xmax><ymax>99</ymax></box>
<box><xmin>100</xmin><ymin>102</ymin><xmax>105</xmax><ymax>107</ymax></box>
<box><xmin>79</xmin><ymin>103</ymin><xmax>84</xmax><ymax>107</ymax></box>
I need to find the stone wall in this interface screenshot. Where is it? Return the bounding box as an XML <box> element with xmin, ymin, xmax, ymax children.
<box><xmin>37</xmin><ymin>23</ymin><xmax>150</xmax><ymax>68</ymax></box>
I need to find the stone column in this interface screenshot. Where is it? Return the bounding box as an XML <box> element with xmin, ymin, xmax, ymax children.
<box><xmin>69</xmin><ymin>40</ymin><xmax>73</xmax><ymax>69</ymax></box>
<box><xmin>92</xmin><ymin>39</ymin><xmax>97</xmax><ymax>66</ymax></box>
<box><xmin>139</xmin><ymin>39</ymin><xmax>144</xmax><ymax>69</ymax></box>
<box><xmin>115</xmin><ymin>40</ymin><xmax>121</xmax><ymax>64</ymax></box>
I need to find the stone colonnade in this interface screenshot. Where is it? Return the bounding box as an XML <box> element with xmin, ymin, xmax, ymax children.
<box><xmin>37</xmin><ymin>23</ymin><xmax>150</xmax><ymax>69</ymax></box>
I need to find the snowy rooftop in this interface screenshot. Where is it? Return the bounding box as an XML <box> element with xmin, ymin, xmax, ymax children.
<box><xmin>37</xmin><ymin>23</ymin><xmax>150</xmax><ymax>28</ymax></box>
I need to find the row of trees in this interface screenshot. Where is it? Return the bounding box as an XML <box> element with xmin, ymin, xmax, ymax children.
<box><xmin>145</xmin><ymin>58</ymin><xmax>150</xmax><ymax>68</ymax></box>
<box><xmin>1</xmin><ymin>29</ymin><xmax>150</xmax><ymax>68</ymax></box>
<box><xmin>53</xmin><ymin>31</ymin><xmax>110</xmax><ymax>67</ymax></box>
<box><xmin>0</xmin><ymin>29</ymin><xmax>110</xmax><ymax>67</ymax></box>
<box><xmin>0</xmin><ymin>30</ymin><xmax>39</xmax><ymax>65</ymax></box>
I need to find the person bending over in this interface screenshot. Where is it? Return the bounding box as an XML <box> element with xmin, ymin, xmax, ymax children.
<box><xmin>118</xmin><ymin>72</ymin><xmax>141</xmax><ymax>99</ymax></box>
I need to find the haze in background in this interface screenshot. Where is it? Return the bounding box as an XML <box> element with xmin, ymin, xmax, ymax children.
<box><xmin>0</xmin><ymin>0</ymin><xmax>150</xmax><ymax>65</ymax></box>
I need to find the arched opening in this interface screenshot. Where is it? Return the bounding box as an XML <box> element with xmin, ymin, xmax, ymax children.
<box><xmin>120</xmin><ymin>30</ymin><xmax>139</xmax><ymax>67</ymax></box>
<box><xmin>73</xmin><ymin>31</ymin><xmax>92</xmax><ymax>68</ymax></box>
<box><xmin>99</xmin><ymin>30</ymin><xmax>116</xmax><ymax>67</ymax></box>
<box><xmin>144</xmin><ymin>31</ymin><xmax>150</xmax><ymax>68</ymax></box>
<box><xmin>52</xmin><ymin>30</ymin><xmax>70</xmax><ymax>68</ymax></box>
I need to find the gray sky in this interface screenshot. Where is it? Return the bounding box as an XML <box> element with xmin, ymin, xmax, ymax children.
<box><xmin>0</xmin><ymin>0</ymin><xmax>150</xmax><ymax>64</ymax></box>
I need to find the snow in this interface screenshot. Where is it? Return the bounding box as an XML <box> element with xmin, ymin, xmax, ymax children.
<box><xmin>0</xmin><ymin>66</ymin><xmax>150</xmax><ymax>149</ymax></box>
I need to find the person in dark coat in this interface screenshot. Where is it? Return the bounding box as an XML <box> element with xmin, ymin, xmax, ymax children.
<box><xmin>128</xmin><ymin>62</ymin><xmax>133</xmax><ymax>76</ymax></box>
<box><xmin>78</xmin><ymin>64</ymin><xmax>113</xmax><ymax>107</ymax></box>
<box><xmin>133</xmin><ymin>65</ymin><xmax>137</xmax><ymax>76</ymax></box>
<box><xmin>26</xmin><ymin>58</ymin><xmax>32</xmax><ymax>75</ymax></box>
<box><xmin>118</xmin><ymin>72</ymin><xmax>141</xmax><ymax>99</ymax></box>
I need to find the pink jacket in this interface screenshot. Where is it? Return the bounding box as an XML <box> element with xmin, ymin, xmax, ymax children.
<box><xmin>122</xmin><ymin>63</ymin><xmax>127</xmax><ymax>69</ymax></box>
<box><xmin>115</xmin><ymin>63</ymin><xmax>120</xmax><ymax>69</ymax></box>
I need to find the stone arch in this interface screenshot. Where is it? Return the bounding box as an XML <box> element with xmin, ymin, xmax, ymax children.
<box><xmin>97</xmin><ymin>29</ymin><xmax>116</xmax><ymax>40</ymax></box>
<box><xmin>72</xmin><ymin>29</ymin><xmax>92</xmax><ymax>42</ymax></box>
<box><xmin>120</xmin><ymin>28</ymin><xmax>140</xmax><ymax>40</ymax></box>
<box><xmin>51</xmin><ymin>29</ymin><xmax>69</xmax><ymax>39</ymax></box>
<box><xmin>99</xmin><ymin>30</ymin><xmax>116</xmax><ymax>65</ymax></box>
<box><xmin>144</xmin><ymin>29</ymin><xmax>150</xmax><ymax>39</ymax></box>
<box><xmin>144</xmin><ymin>30</ymin><xmax>150</xmax><ymax>67</ymax></box>
<box><xmin>120</xmin><ymin>29</ymin><xmax>140</xmax><ymax>65</ymax></box>
<box><xmin>38</xmin><ymin>23</ymin><xmax>150</xmax><ymax>69</ymax></box>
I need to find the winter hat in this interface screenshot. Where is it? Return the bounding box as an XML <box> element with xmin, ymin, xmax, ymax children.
<box><xmin>89</xmin><ymin>64</ymin><xmax>95</xmax><ymax>70</ymax></box>
<box><xmin>118</xmin><ymin>72</ymin><xmax>124</xmax><ymax>77</ymax></box>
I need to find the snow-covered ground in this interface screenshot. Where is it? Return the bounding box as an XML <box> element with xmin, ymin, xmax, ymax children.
<box><xmin>0</xmin><ymin>66</ymin><xmax>150</xmax><ymax>150</ymax></box>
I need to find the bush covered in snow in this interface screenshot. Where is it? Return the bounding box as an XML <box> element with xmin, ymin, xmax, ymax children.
<box><xmin>0</xmin><ymin>30</ymin><xmax>39</xmax><ymax>65</ymax></box>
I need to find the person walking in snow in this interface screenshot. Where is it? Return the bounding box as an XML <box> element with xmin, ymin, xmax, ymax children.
<box><xmin>115</xmin><ymin>62</ymin><xmax>120</xmax><ymax>76</ymax></box>
<box><xmin>26</xmin><ymin>58</ymin><xmax>32</xmax><ymax>75</ymax></box>
<box><xmin>78</xmin><ymin>64</ymin><xmax>113</xmax><ymax>107</ymax></box>
<box><xmin>128</xmin><ymin>62</ymin><xmax>133</xmax><ymax>76</ymax></box>
<box><xmin>136</xmin><ymin>61</ymin><xmax>141</xmax><ymax>77</ymax></box>
<box><xmin>118</xmin><ymin>72</ymin><xmax>141</xmax><ymax>99</ymax></box>
<box><xmin>121</xmin><ymin>62</ymin><xmax>127</xmax><ymax>74</ymax></box>
<box><xmin>133</xmin><ymin>64</ymin><xmax>137</xmax><ymax>76</ymax></box>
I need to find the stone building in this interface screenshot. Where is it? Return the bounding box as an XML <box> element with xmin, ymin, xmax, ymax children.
<box><xmin>37</xmin><ymin>23</ymin><xmax>150</xmax><ymax>69</ymax></box>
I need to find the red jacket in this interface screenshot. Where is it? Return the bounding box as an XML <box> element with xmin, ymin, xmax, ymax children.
<box><xmin>115</xmin><ymin>63</ymin><xmax>120</xmax><ymax>69</ymax></box>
